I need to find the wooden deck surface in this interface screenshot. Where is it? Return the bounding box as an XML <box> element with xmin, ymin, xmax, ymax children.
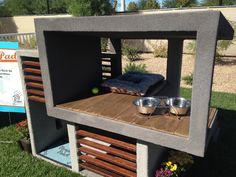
<box><xmin>57</xmin><ymin>93</ymin><xmax>217</xmax><ymax>138</ymax></box>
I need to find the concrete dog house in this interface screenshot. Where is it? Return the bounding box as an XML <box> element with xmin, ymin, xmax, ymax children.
<box><xmin>18</xmin><ymin>10</ymin><xmax>234</xmax><ymax>177</ymax></box>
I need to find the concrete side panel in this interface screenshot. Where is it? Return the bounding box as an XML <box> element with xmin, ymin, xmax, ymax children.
<box><xmin>137</xmin><ymin>140</ymin><xmax>167</xmax><ymax>177</ymax></box>
<box><xmin>43</xmin><ymin>32</ymin><xmax>102</xmax><ymax>105</ymax></box>
<box><xmin>67</xmin><ymin>123</ymin><xmax>79</xmax><ymax>173</ymax></box>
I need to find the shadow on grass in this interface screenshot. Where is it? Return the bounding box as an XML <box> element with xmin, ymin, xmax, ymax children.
<box><xmin>187</xmin><ymin>109</ymin><xmax>236</xmax><ymax>177</ymax></box>
<box><xmin>0</xmin><ymin>112</ymin><xmax>26</xmax><ymax>128</ymax></box>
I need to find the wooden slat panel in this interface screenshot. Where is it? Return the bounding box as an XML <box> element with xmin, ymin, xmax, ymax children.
<box><xmin>24</xmin><ymin>75</ymin><xmax>43</xmax><ymax>82</ymax></box>
<box><xmin>78</xmin><ymin>138</ymin><xmax>136</xmax><ymax>162</ymax></box>
<box><xmin>101</xmin><ymin>52</ymin><xmax>115</xmax><ymax>58</ymax></box>
<box><xmin>77</xmin><ymin>130</ymin><xmax>136</xmax><ymax>152</ymax></box>
<box><xmin>26</xmin><ymin>82</ymin><xmax>44</xmax><ymax>89</ymax></box>
<box><xmin>102</xmin><ymin>61</ymin><xmax>111</xmax><ymax>66</ymax></box>
<box><xmin>102</xmin><ymin>73</ymin><xmax>111</xmax><ymax>77</ymax></box>
<box><xmin>80</xmin><ymin>162</ymin><xmax>123</xmax><ymax>177</ymax></box>
<box><xmin>102</xmin><ymin>71</ymin><xmax>111</xmax><ymax>74</ymax></box>
<box><xmin>27</xmin><ymin>89</ymin><xmax>44</xmax><ymax>96</ymax></box>
<box><xmin>23</xmin><ymin>61</ymin><xmax>40</xmax><ymax>67</ymax></box>
<box><xmin>24</xmin><ymin>68</ymin><xmax>41</xmax><ymax>75</ymax></box>
<box><xmin>102</xmin><ymin>77</ymin><xmax>111</xmax><ymax>80</ymax></box>
<box><xmin>28</xmin><ymin>96</ymin><xmax>45</xmax><ymax>103</ymax></box>
<box><xmin>80</xmin><ymin>155</ymin><xmax>136</xmax><ymax>177</ymax></box>
<box><xmin>208</xmin><ymin>108</ymin><xmax>217</xmax><ymax>128</ymax></box>
<box><xmin>102</xmin><ymin>64</ymin><xmax>111</xmax><ymax>67</ymax></box>
<box><xmin>79</xmin><ymin>146</ymin><xmax>136</xmax><ymax>171</ymax></box>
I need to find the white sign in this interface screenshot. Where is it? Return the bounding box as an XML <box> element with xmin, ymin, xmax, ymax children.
<box><xmin>0</xmin><ymin>42</ymin><xmax>25</xmax><ymax>112</ymax></box>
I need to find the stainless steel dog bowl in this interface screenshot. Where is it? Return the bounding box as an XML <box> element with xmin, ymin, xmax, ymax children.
<box><xmin>166</xmin><ymin>97</ymin><xmax>191</xmax><ymax>115</ymax></box>
<box><xmin>133</xmin><ymin>97</ymin><xmax>160</xmax><ymax>115</ymax></box>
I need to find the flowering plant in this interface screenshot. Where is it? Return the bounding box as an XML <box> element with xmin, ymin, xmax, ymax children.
<box><xmin>16</xmin><ymin>120</ymin><xmax>30</xmax><ymax>140</ymax></box>
<box><xmin>155</xmin><ymin>150</ymin><xmax>194</xmax><ymax>177</ymax></box>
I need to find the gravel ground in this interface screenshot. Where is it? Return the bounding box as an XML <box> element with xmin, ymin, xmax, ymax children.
<box><xmin>122</xmin><ymin>53</ymin><xmax>236</xmax><ymax>94</ymax></box>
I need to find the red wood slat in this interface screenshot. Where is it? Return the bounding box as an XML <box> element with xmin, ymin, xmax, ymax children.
<box><xmin>80</xmin><ymin>162</ymin><xmax>123</xmax><ymax>177</ymax></box>
<box><xmin>24</xmin><ymin>68</ymin><xmax>41</xmax><ymax>75</ymax></box>
<box><xmin>80</xmin><ymin>155</ymin><xmax>136</xmax><ymax>177</ymax></box>
<box><xmin>28</xmin><ymin>96</ymin><xmax>45</xmax><ymax>103</ymax></box>
<box><xmin>27</xmin><ymin>89</ymin><xmax>44</xmax><ymax>96</ymax></box>
<box><xmin>23</xmin><ymin>61</ymin><xmax>40</xmax><ymax>67</ymax></box>
<box><xmin>24</xmin><ymin>75</ymin><xmax>43</xmax><ymax>82</ymax></box>
<box><xmin>26</xmin><ymin>82</ymin><xmax>44</xmax><ymax>89</ymax></box>
<box><xmin>77</xmin><ymin>130</ymin><xmax>136</xmax><ymax>152</ymax></box>
<box><xmin>78</xmin><ymin>138</ymin><xmax>136</xmax><ymax>162</ymax></box>
<box><xmin>79</xmin><ymin>146</ymin><xmax>136</xmax><ymax>171</ymax></box>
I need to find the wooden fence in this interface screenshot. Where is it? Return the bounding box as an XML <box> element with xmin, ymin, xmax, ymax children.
<box><xmin>0</xmin><ymin>33</ymin><xmax>37</xmax><ymax>49</ymax></box>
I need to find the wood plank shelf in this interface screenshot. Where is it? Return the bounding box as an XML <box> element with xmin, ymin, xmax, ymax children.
<box><xmin>58</xmin><ymin>92</ymin><xmax>217</xmax><ymax>138</ymax></box>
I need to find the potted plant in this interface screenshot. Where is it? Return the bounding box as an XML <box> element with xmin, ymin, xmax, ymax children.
<box><xmin>16</xmin><ymin>119</ymin><xmax>31</xmax><ymax>153</ymax></box>
<box><xmin>155</xmin><ymin>150</ymin><xmax>194</xmax><ymax>177</ymax></box>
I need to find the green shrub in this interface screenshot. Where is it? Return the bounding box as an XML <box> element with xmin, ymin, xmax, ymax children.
<box><xmin>127</xmin><ymin>1</ymin><xmax>139</xmax><ymax>11</ymax></box>
<box><xmin>123</xmin><ymin>63</ymin><xmax>147</xmax><ymax>73</ymax></box>
<box><xmin>138</xmin><ymin>0</ymin><xmax>160</xmax><ymax>10</ymax></box>
<box><xmin>187</xmin><ymin>21</ymin><xmax>236</xmax><ymax>60</ymax></box>
<box><xmin>122</xmin><ymin>44</ymin><xmax>140</xmax><ymax>62</ymax></box>
<box><xmin>101</xmin><ymin>38</ymin><xmax>108</xmax><ymax>52</ymax></box>
<box><xmin>182</xmin><ymin>73</ymin><xmax>193</xmax><ymax>86</ymax></box>
<box><xmin>186</xmin><ymin>41</ymin><xmax>196</xmax><ymax>53</ymax></box>
<box><xmin>68</xmin><ymin>0</ymin><xmax>112</xmax><ymax>16</ymax></box>
<box><xmin>153</xmin><ymin>42</ymin><xmax>167</xmax><ymax>58</ymax></box>
<box><xmin>144</xmin><ymin>0</ymin><xmax>160</xmax><ymax>9</ymax></box>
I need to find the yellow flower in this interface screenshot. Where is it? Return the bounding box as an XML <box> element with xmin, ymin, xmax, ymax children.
<box><xmin>166</xmin><ymin>161</ymin><xmax>172</xmax><ymax>166</ymax></box>
<box><xmin>170</xmin><ymin>164</ymin><xmax>177</xmax><ymax>171</ymax></box>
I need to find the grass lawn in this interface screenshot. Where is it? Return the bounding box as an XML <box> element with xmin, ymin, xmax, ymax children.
<box><xmin>0</xmin><ymin>126</ymin><xmax>83</xmax><ymax>177</ymax></box>
<box><xmin>0</xmin><ymin>116</ymin><xmax>82</xmax><ymax>176</ymax></box>
<box><xmin>0</xmin><ymin>88</ymin><xmax>235</xmax><ymax>177</ymax></box>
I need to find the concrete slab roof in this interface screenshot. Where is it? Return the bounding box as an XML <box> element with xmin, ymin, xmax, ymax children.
<box><xmin>35</xmin><ymin>10</ymin><xmax>234</xmax><ymax>40</ymax></box>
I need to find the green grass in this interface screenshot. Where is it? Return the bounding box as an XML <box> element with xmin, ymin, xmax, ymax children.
<box><xmin>180</xmin><ymin>88</ymin><xmax>236</xmax><ymax>177</ymax></box>
<box><xmin>0</xmin><ymin>88</ymin><xmax>236</xmax><ymax>177</ymax></box>
<box><xmin>0</xmin><ymin>125</ymin><xmax>82</xmax><ymax>177</ymax></box>
<box><xmin>181</xmin><ymin>88</ymin><xmax>236</xmax><ymax>111</ymax></box>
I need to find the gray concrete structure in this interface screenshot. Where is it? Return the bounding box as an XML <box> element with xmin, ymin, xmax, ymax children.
<box><xmin>34</xmin><ymin>10</ymin><xmax>234</xmax><ymax>158</ymax></box>
<box><xmin>17</xmin><ymin>50</ymin><xmax>107</xmax><ymax>177</ymax></box>
<box><xmin>17</xmin><ymin>50</ymin><xmax>68</xmax><ymax>156</ymax></box>
<box><xmin>137</xmin><ymin>140</ymin><xmax>166</xmax><ymax>177</ymax></box>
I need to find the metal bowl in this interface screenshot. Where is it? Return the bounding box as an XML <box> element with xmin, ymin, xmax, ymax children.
<box><xmin>166</xmin><ymin>97</ymin><xmax>191</xmax><ymax>115</ymax></box>
<box><xmin>133</xmin><ymin>97</ymin><xmax>160</xmax><ymax>115</ymax></box>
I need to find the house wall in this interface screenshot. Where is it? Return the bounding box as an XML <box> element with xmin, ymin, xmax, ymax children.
<box><xmin>0</xmin><ymin>14</ymin><xmax>71</xmax><ymax>33</ymax></box>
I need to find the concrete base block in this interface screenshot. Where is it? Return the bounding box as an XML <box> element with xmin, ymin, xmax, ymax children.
<box><xmin>137</xmin><ymin>140</ymin><xmax>167</xmax><ymax>177</ymax></box>
<box><xmin>67</xmin><ymin>123</ymin><xmax>79</xmax><ymax>173</ymax></box>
